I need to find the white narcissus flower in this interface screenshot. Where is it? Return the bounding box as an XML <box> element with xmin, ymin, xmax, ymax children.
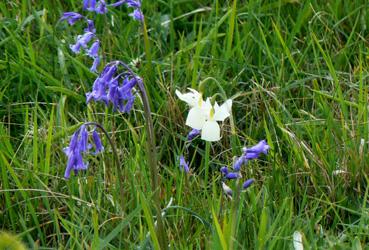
<box><xmin>176</xmin><ymin>89</ymin><xmax>232</xmax><ymax>142</ymax></box>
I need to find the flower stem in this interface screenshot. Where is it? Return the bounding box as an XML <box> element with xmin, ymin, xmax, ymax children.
<box><xmin>136</xmin><ymin>80</ymin><xmax>167</xmax><ymax>250</ymax></box>
<box><xmin>204</xmin><ymin>141</ymin><xmax>211</xmax><ymax>189</ymax></box>
<box><xmin>114</xmin><ymin>62</ymin><xmax>167</xmax><ymax>249</ymax></box>
<box><xmin>229</xmin><ymin>180</ymin><xmax>241</xmax><ymax>249</ymax></box>
<box><xmin>83</xmin><ymin>122</ymin><xmax>124</xmax><ymax>210</ymax></box>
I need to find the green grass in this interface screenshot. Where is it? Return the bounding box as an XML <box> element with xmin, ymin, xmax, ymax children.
<box><xmin>1</xmin><ymin>0</ymin><xmax>369</xmax><ymax>249</ymax></box>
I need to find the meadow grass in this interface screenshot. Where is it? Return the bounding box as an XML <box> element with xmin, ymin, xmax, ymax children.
<box><xmin>0</xmin><ymin>0</ymin><xmax>369</xmax><ymax>249</ymax></box>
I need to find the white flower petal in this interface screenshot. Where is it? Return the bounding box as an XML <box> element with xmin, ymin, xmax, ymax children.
<box><xmin>186</xmin><ymin>107</ymin><xmax>206</xmax><ymax>129</ymax></box>
<box><xmin>213</xmin><ymin>99</ymin><xmax>232</xmax><ymax>121</ymax></box>
<box><xmin>199</xmin><ymin>98</ymin><xmax>211</xmax><ymax>119</ymax></box>
<box><xmin>293</xmin><ymin>231</ymin><xmax>304</xmax><ymax>250</ymax></box>
<box><xmin>175</xmin><ymin>89</ymin><xmax>201</xmax><ymax>107</ymax></box>
<box><xmin>201</xmin><ymin>120</ymin><xmax>220</xmax><ymax>141</ymax></box>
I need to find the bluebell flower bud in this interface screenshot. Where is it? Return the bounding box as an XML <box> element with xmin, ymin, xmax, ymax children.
<box><xmin>83</xmin><ymin>0</ymin><xmax>97</xmax><ymax>10</ymax></box>
<box><xmin>220</xmin><ymin>166</ymin><xmax>228</xmax><ymax>175</ymax></box>
<box><xmin>87</xmin><ymin>40</ymin><xmax>100</xmax><ymax>58</ymax></box>
<box><xmin>92</xmin><ymin>130</ymin><xmax>104</xmax><ymax>154</ymax></box>
<box><xmin>243</xmin><ymin>140</ymin><xmax>269</xmax><ymax>159</ymax></box>
<box><xmin>187</xmin><ymin>129</ymin><xmax>200</xmax><ymax>140</ymax></box>
<box><xmin>179</xmin><ymin>155</ymin><xmax>189</xmax><ymax>173</ymax></box>
<box><xmin>242</xmin><ymin>179</ymin><xmax>254</xmax><ymax>189</ymax></box>
<box><xmin>225</xmin><ymin>172</ymin><xmax>240</xmax><ymax>179</ymax></box>
<box><xmin>90</xmin><ymin>56</ymin><xmax>100</xmax><ymax>73</ymax></box>
<box><xmin>79</xmin><ymin>125</ymin><xmax>89</xmax><ymax>151</ymax></box>
<box><xmin>233</xmin><ymin>156</ymin><xmax>246</xmax><ymax>171</ymax></box>
<box><xmin>126</xmin><ymin>0</ymin><xmax>141</xmax><ymax>8</ymax></box>
<box><xmin>129</xmin><ymin>9</ymin><xmax>143</xmax><ymax>21</ymax></box>
<box><xmin>95</xmin><ymin>0</ymin><xmax>108</xmax><ymax>14</ymax></box>
<box><xmin>60</xmin><ymin>12</ymin><xmax>84</xmax><ymax>25</ymax></box>
<box><xmin>85</xmin><ymin>19</ymin><xmax>96</xmax><ymax>33</ymax></box>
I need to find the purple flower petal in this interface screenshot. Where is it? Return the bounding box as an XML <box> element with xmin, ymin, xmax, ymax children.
<box><xmin>83</xmin><ymin>0</ymin><xmax>97</xmax><ymax>10</ymax></box>
<box><xmin>233</xmin><ymin>156</ymin><xmax>246</xmax><ymax>171</ymax></box>
<box><xmin>187</xmin><ymin>129</ymin><xmax>200</xmax><ymax>141</ymax></box>
<box><xmin>87</xmin><ymin>40</ymin><xmax>100</xmax><ymax>58</ymax></box>
<box><xmin>95</xmin><ymin>0</ymin><xmax>108</xmax><ymax>14</ymax></box>
<box><xmin>243</xmin><ymin>140</ymin><xmax>269</xmax><ymax>159</ymax></box>
<box><xmin>90</xmin><ymin>56</ymin><xmax>100</xmax><ymax>73</ymax></box>
<box><xmin>225</xmin><ymin>172</ymin><xmax>240</xmax><ymax>179</ymax></box>
<box><xmin>79</xmin><ymin>125</ymin><xmax>89</xmax><ymax>151</ymax></box>
<box><xmin>126</xmin><ymin>0</ymin><xmax>141</xmax><ymax>8</ymax></box>
<box><xmin>220</xmin><ymin>166</ymin><xmax>229</xmax><ymax>175</ymax></box>
<box><xmin>179</xmin><ymin>155</ymin><xmax>189</xmax><ymax>173</ymax></box>
<box><xmin>242</xmin><ymin>179</ymin><xmax>254</xmax><ymax>189</ymax></box>
<box><xmin>110</xmin><ymin>0</ymin><xmax>127</xmax><ymax>7</ymax></box>
<box><xmin>60</xmin><ymin>12</ymin><xmax>84</xmax><ymax>25</ymax></box>
<box><xmin>92</xmin><ymin>130</ymin><xmax>104</xmax><ymax>154</ymax></box>
<box><xmin>129</xmin><ymin>9</ymin><xmax>143</xmax><ymax>21</ymax></box>
<box><xmin>85</xmin><ymin>19</ymin><xmax>96</xmax><ymax>33</ymax></box>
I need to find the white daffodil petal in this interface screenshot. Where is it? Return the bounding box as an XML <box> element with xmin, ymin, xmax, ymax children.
<box><xmin>175</xmin><ymin>89</ymin><xmax>199</xmax><ymax>107</ymax></box>
<box><xmin>293</xmin><ymin>231</ymin><xmax>304</xmax><ymax>250</ymax></box>
<box><xmin>201</xmin><ymin>98</ymin><xmax>213</xmax><ymax>119</ymax></box>
<box><xmin>201</xmin><ymin>120</ymin><xmax>220</xmax><ymax>141</ymax></box>
<box><xmin>213</xmin><ymin>100</ymin><xmax>232</xmax><ymax>121</ymax></box>
<box><xmin>186</xmin><ymin>107</ymin><xmax>206</xmax><ymax>129</ymax></box>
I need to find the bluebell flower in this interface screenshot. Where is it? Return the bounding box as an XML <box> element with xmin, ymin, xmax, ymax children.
<box><xmin>225</xmin><ymin>172</ymin><xmax>240</xmax><ymax>180</ymax></box>
<box><xmin>60</xmin><ymin>12</ymin><xmax>84</xmax><ymax>25</ymax></box>
<box><xmin>79</xmin><ymin>125</ymin><xmax>89</xmax><ymax>151</ymax></box>
<box><xmin>85</xmin><ymin>19</ymin><xmax>96</xmax><ymax>33</ymax></box>
<box><xmin>92</xmin><ymin>130</ymin><xmax>104</xmax><ymax>154</ymax></box>
<box><xmin>90</xmin><ymin>56</ymin><xmax>100</xmax><ymax>73</ymax></box>
<box><xmin>243</xmin><ymin>140</ymin><xmax>270</xmax><ymax>160</ymax></box>
<box><xmin>129</xmin><ymin>9</ymin><xmax>143</xmax><ymax>21</ymax></box>
<box><xmin>83</xmin><ymin>0</ymin><xmax>97</xmax><ymax>11</ymax></box>
<box><xmin>95</xmin><ymin>0</ymin><xmax>108</xmax><ymax>14</ymax></box>
<box><xmin>87</xmin><ymin>40</ymin><xmax>100</xmax><ymax>58</ymax></box>
<box><xmin>126</xmin><ymin>0</ymin><xmax>141</xmax><ymax>8</ymax></box>
<box><xmin>64</xmin><ymin>125</ymin><xmax>105</xmax><ymax>178</ymax></box>
<box><xmin>242</xmin><ymin>179</ymin><xmax>254</xmax><ymax>190</ymax></box>
<box><xmin>70</xmin><ymin>32</ymin><xmax>95</xmax><ymax>54</ymax></box>
<box><xmin>101</xmin><ymin>64</ymin><xmax>118</xmax><ymax>82</ymax></box>
<box><xmin>86</xmin><ymin>77</ymin><xmax>109</xmax><ymax>104</ymax></box>
<box><xmin>220</xmin><ymin>166</ymin><xmax>228</xmax><ymax>175</ymax></box>
<box><xmin>233</xmin><ymin>156</ymin><xmax>246</xmax><ymax>172</ymax></box>
<box><xmin>187</xmin><ymin>129</ymin><xmax>200</xmax><ymax>140</ymax></box>
<box><xmin>64</xmin><ymin>126</ymin><xmax>89</xmax><ymax>179</ymax></box>
<box><xmin>179</xmin><ymin>155</ymin><xmax>189</xmax><ymax>173</ymax></box>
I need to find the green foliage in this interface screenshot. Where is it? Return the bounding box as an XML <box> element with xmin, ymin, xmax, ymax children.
<box><xmin>0</xmin><ymin>0</ymin><xmax>368</xmax><ymax>248</ymax></box>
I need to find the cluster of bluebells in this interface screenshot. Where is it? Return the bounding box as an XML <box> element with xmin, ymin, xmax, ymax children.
<box><xmin>60</xmin><ymin>12</ymin><xmax>100</xmax><ymax>72</ymax></box>
<box><xmin>60</xmin><ymin>0</ymin><xmax>143</xmax><ymax>72</ymax></box>
<box><xmin>83</xmin><ymin>0</ymin><xmax>143</xmax><ymax>21</ymax></box>
<box><xmin>86</xmin><ymin>61</ymin><xmax>140</xmax><ymax>113</ymax></box>
<box><xmin>63</xmin><ymin>125</ymin><xmax>104</xmax><ymax>179</ymax></box>
<box><xmin>61</xmin><ymin>1</ymin><xmax>144</xmax><ymax>178</ymax></box>
<box><xmin>220</xmin><ymin>140</ymin><xmax>270</xmax><ymax>198</ymax></box>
